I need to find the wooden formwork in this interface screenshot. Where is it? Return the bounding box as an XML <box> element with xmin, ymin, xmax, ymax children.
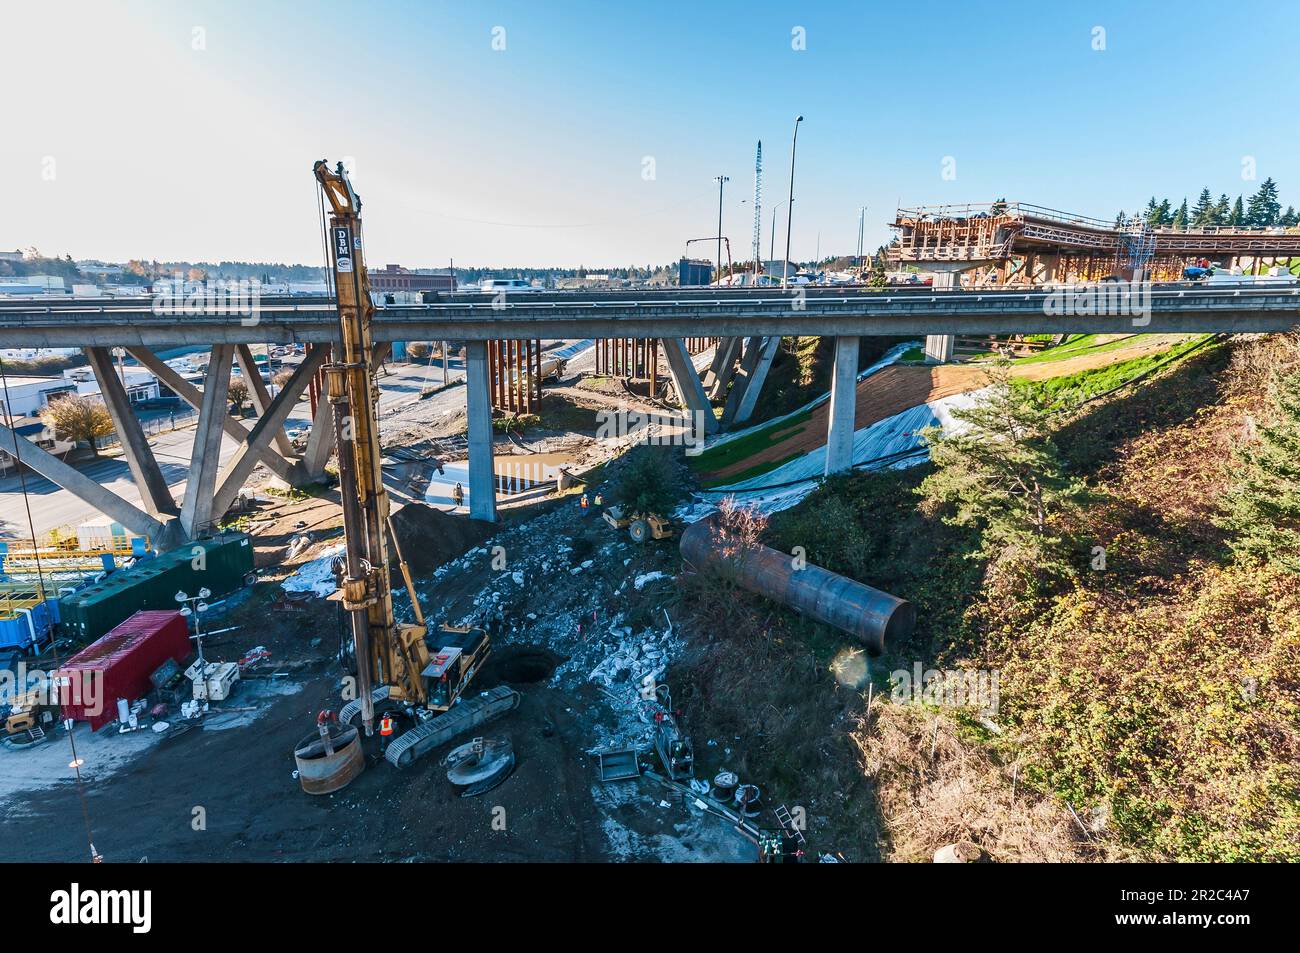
<box><xmin>487</xmin><ymin>339</ymin><xmax>541</xmax><ymax>414</ymax></box>
<box><xmin>592</xmin><ymin>337</ymin><xmax>720</xmax><ymax>397</ymax></box>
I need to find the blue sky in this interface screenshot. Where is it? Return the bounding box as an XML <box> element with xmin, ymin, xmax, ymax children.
<box><xmin>2</xmin><ymin>0</ymin><xmax>1297</xmax><ymax>268</ymax></box>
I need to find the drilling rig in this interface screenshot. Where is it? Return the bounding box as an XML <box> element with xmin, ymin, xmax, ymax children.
<box><xmin>293</xmin><ymin>161</ymin><xmax>517</xmax><ymax>793</ymax></box>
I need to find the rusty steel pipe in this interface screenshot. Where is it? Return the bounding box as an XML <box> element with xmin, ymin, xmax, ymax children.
<box><xmin>680</xmin><ymin>518</ymin><xmax>914</xmax><ymax>655</ymax></box>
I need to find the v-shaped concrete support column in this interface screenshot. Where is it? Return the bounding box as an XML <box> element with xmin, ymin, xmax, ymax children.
<box><xmin>661</xmin><ymin>337</ymin><xmax>719</xmax><ymax>435</ymax></box>
<box><xmin>722</xmin><ymin>336</ymin><xmax>780</xmax><ymax>427</ymax></box>
<box><xmin>84</xmin><ymin>347</ymin><xmax>178</xmax><ymax>518</ymax></box>
<box><xmin>179</xmin><ymin>346</ymin><xmax>234</xmax><ymax>536</ymax></box>
<box><xmin>235</xmin><ymin>344</ymin><xmax>295</xmax><ymax>458</ymax></box>
<box><xmin>0</xmin><ymin>424</ymin><xmax>167</xmax><ymax>540</ymax></box>
<box><xmin>126</xmin><ymin>346</ymin><xmax>299</xmax><ymax>484</ymax></box>
<box><xmin>211</xmin><ymin>345</ymin><xmax>331</xmax><ymax>519</ymax></box>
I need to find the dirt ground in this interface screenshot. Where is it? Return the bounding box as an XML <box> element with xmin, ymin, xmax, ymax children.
<box><xmin>0</xmin><ymin>399</ymin><xmax>757</xmax><ymax>864</ymax></box>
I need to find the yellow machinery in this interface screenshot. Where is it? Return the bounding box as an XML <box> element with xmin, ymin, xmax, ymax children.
<box><xmin>3</xmin><ymin>688</ymin><xmax>55</xmax><ymax>747</ymax></box>
<box><xmin>295</xmin><ymin>162</ymin><xmax>516</xmax><ymax>791</ymax></box>
<box><xmin>0</xmin><ymin>526</ymin><xmax>149</xmax><ymax>575</ymax></box>
<box><xmin>602</xmin><ymin>505</ymin><xmax>673</xmax><ymax>543</ymax></box>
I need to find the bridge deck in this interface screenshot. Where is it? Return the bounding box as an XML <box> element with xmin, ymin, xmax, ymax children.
<box><xmin>0</xmin><ymin>285</ymin><xmax>1296</xmax><ymax>346</ymax></box>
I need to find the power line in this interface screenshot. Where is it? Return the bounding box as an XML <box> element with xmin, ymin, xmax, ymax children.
<box><xmin>0</xmin><ymin>355</ymin><xmax>101</xmax><ymax>862</ymax></box>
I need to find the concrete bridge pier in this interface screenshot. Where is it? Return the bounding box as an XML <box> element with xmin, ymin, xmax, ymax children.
<box><xmin>825</xmin><ymin>336</ymin><xmax>860</xmax><ymax>475</ymax></box>
<box><xmin>178</xmin><ymin>346</ymin><xmax>234</xmax><ymax>536</ymax></box>
<box><xmin>662</xmin><ymin>337</ymin><xmax>719</xmax><ymax>435</ymax></box>
<box><xmin>706</xmin><ymin>336</ymin><xmax>744</xmax><ymax>399</ymax></box>
<box><xmin>722</xmin><ymin>336</ymin><xmax>781</xmax><ymax>427</ymax></box>
<box><xmin>85</xmin><ymin>346</ymin><xmax>178</xmax><ymax>521</ymax></box>
<box><xmin>923</xmin><ymin>266</ymin><xmax>974</xmax><ymax>363</ymax></box>
<box><xmin>464</xmin><ymin>340</ymin><xmax>497</xmax><ymax>523</ymax></box>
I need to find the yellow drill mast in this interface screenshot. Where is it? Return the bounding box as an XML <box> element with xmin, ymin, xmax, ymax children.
<box><xmin>313</xmin><ymin>160</ymin><xmax>429</xmax><ymax>735</ymax></box>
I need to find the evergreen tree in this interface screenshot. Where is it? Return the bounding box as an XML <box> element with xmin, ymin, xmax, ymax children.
<box><xmin>1217</xmin><ymin>366</ymin><xmax>1300</xmax><ymax>571</ymax></box>
<box><xmin>1213</xmin><ymin>194</ymin><xmax>1231</xmax><ymax>225</ymax></box>
<box><xmin>1230</xmin><ymin>196</ymin><xmax>1245</xmax><ymax>226</ymax></box>
<box><xmin>1172</xmin><ymin>199</ymin><xmax>1189</xmax><ymax>229</ymax></box>
<box><xmin>1245</xmin><ymin>177</ymin><xmax>1282</xmax><ymax>227</ymax></box>
<box><xmin>1191</xmin><ymin>188</ymin><xmax>1214</xmax><ymax>225</ymax></box>
<box><xmin>1281</xmin><ymin>206</ymin><xmax>1298</xmax><ymax>227</ymax></box>
<box><xmin>918</xmin><ymin>366</ymin><xmax>1090</xmax><ymax>578</ymax></box>
<box><xmin>1143</xmin><ymin>197</ymin><xmax>1160</xmax><ymax>224</ymax></box>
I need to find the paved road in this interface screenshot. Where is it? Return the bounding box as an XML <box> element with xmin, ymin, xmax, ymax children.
<box><xmin>0</xmin><ymin>344</ymin><xmax>602</xmax><ymax>539</ymax></box>
<box><xmin>0</xmin><ymin>356</ymin><xmax>474</xmax><ymax>539</ymax></box>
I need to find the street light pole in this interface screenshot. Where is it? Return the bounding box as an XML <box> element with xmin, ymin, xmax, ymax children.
<box><xmin>713</xmin><ymin>175</ymin><xmax>729</xmax><ymax>284</ymax></box>
<box><xmin>770</xmin><ymin>202</ymin><xmax>785</xmax><ymax>267</ymax></box>
<box><xmin>783</xmin><ymin>116</ymin><xmax>803</xmax><ymax>288</ymax></box>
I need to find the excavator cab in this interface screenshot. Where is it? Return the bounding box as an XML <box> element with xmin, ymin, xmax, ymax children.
<box><xmin>422</xmin><ymin>625</ymin><xmax>491</xmax><ymax>711</ymax></box>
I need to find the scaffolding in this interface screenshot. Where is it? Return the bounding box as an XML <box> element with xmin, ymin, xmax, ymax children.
<box><xmin>891</xmin><ymin>201</ymin><xmax>1300</xmax><ymax>284</ymax></box>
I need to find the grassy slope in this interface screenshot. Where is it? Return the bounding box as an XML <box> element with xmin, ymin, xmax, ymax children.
<box><xmin>683</xmin><ymin>339</ymin><xmax>1298</xmax><ymax>861</ymax></box>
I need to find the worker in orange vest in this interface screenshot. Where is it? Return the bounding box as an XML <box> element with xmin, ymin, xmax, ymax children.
<box><xmin>379</xmin><ymin>711</ymin><xmax>395</xmax><ymax>752</ymax></box>
<box><xmin>580</xmin><ymin>493</ymin><xmax>589</xmax><ymax>516</ymax></box>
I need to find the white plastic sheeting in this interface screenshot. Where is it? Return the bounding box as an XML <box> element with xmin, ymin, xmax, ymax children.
<box><xmin>702</xmin><ymin>340</ymin><xmax>919</xmax><ymax>454</ymax></box>
<box><xmin>685</xmin><ymin>389</ymin><xmax>985</xmax><ymax>519</ymax></box>
<box><xmin>281</xmin><ymin>543</ymin><xmax>345</xmax><ymax>597</ymax></box>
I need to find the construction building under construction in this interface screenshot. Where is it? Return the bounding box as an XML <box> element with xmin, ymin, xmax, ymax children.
<box><xmin>891</xmin><ymin>202</ymin><xmax>1300</xmax><ymax>285</ymax></box>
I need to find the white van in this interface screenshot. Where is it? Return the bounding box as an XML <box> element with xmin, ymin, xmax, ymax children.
<box><xmin>479</xmin><ymin>278</ymin><xmax>539</xmax><ymax>294</ymax></box>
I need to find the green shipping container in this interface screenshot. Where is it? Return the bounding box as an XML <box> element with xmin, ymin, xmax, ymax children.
<box><xmin>59</xmin><ymin>532</ymin><xmax>255</xmax><ymax>644</ymax></box>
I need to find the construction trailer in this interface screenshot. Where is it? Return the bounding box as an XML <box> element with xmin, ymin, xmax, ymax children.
<box><xmin>0</xmin><ymin>584</ymin><xmax>67</xmax><ymax>651</ymax></box>
<box><xmin>55</xmin><ymin>610</ymin><xmax>192</xmax><ymax>730</ymax></box>
<box><xmin>58</xmin><ymin>532</ymin><xmax>254</xmax><ymax>644</ymax></box>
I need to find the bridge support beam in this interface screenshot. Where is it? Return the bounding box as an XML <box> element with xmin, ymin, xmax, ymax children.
<box><xmin>84</xmin><ymin>346</ymin><xmax>178</xmax><ymax>519</ymax></box>
<box><xmin>722</xmin><ymin>336</ymin><xmax>780</xmax><ymax>427</ymax></box>
<box><xmin>179</xmin><ymin>346</ymin><xmax>234</xmax><ymax>536</ymax></box>
<box><xmin>661</xmin><ymin>338</ymin><xmax>719</xmax><ymax>435</ymax></box>
<box><xmin>126</xmin><ymin>346</ymin><xmax>300</xmax><ymax>485</ymax></box>
<box><xmin>702</xmin><ymin>337</ymin><xmax>733</xmax><ymax>391</ymax></box>
<box><xmin>235</xmin><ymin>344</ymin><xmax>296</xmax><ymax>458</ymax></box>
<box><xmin>707</xmin><ymin>336</ymin><xmax>743</xmax><ymax>399</ymax></box>
<box><xmin>465</xmin><ymin>341</ymin><xmax>497</xmax><ymax>523</ymax></box>
<box><xmin>210</xmin><ymin>345</ymin><xmax>331</xmax><ymax>520</ymax></box>
<box><xmin>0</xmin><ymin>423</ymin><xmax>167</xmax><ymax>541</ymax></box>
<box><xmin>301</xmin><ymin>397</ymin><xmax>334</xmax><ymax>480</ymax></box>
<box><xmin>825</xmin><ymin>336</ymin><xmax>859</xmax><ymax>476</ymax></box>
<box><xmin>923</xmin><ymin>269</ymin><xmax>964</xmax><ymax>363</ymax></box>
<box><xmin>924</xmin><ymin>334</ymin><xmax>955</xmax><ymax>363</ymax></box>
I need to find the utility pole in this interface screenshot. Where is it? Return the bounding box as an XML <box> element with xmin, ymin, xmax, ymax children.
<box><xmin>752</xmin><ymin>141</ymin><xmax>763</xmax><ymax>280</ymax></box>
<box><xmin>713</xmin><ymin>175</ymin><xmax>729</xmax><ymax>284</ymax></box>
<box><xmin>857</xmin><ymin>206</ymin><xmax>866</xmax><ymax>265</ymax></box>
<box><xmin>445</xmin><ymin>258</ymin><xmax>453</xmax><ymax>383</ymax></box>
<box><xmin>783</xmin><ymin>116</ymin><xmax>803</xmax><ymax>288</ymax></box>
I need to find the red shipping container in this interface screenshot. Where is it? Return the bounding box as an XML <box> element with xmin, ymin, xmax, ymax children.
<box><xmin>55</xmin><ymin>611</ymin><xmax>191</xmax><ymax>730</ymax></box>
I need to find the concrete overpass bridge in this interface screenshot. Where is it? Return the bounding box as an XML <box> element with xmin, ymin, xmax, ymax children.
<box><xmin>1</xmin><ymin>285</ymin><xmax>1296</xmax><ymax>546</ymax></box>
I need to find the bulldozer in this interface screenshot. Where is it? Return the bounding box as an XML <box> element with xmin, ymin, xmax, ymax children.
<box><xmin>602</xmin><ymin>504</ymin><xmax>673</xmax><ymax>544</ymax></box>
<box><xmin>293</xmin><ymin>161</ymin><xmax>518</xmax><ymax>795</ymax></box>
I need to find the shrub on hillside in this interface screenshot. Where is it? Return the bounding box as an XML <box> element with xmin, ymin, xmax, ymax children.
<box><xmin>1218</xmin><ymin>363</ymin><xmax>1300</xmax><ymax>571</ymax></box>
<box><xmin>918</xmin><ymin>365</ymin><xmax>1090</xmax><ymax>581</ymax></box>
<box><xmin>611</xmin><ymin>446</ymin><xmax>681</xmax><ymax>517</ymax></box>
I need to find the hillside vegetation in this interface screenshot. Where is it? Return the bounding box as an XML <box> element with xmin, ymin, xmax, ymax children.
<box><xmin>682</xmin><ymin>333</ymin><xmax>1298</xmax><ymax>861</ymax></box>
